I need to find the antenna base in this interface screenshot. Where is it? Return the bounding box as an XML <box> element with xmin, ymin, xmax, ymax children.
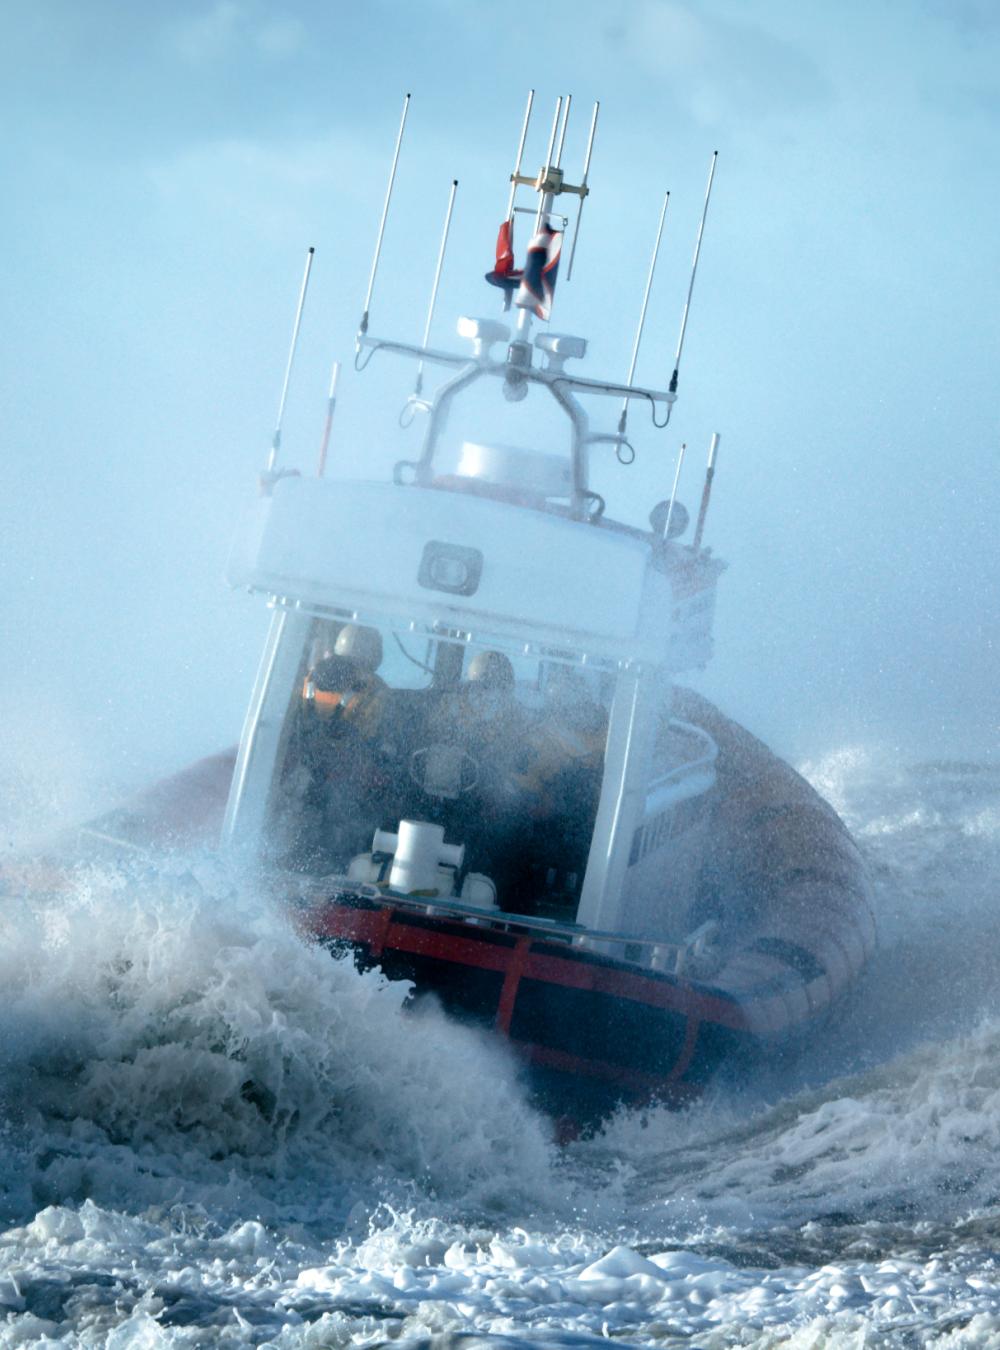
<box><xmin>512</xmin><ymin>166</ymin><xmax>589</xmax><ymax>199</ymax></box>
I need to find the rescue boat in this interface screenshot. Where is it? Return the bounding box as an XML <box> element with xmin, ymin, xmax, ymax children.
<box><xmin>84</xmin><ymin>93</ymin><xmax>876</xmax><ymax>1125</ymax></box>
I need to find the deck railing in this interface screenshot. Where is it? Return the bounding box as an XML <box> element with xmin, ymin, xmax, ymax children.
<box><xmin>291</xmin><ymin>874</ymin><xmax>720</xmax><ymax>977</ymax></box>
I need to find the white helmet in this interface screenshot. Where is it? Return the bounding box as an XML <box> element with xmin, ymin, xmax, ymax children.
<box><xmin>333</xmin><ymin>624</ymin><xmax>383</xmax><ymax>673</ymax></box>
<box><xmin>467</xmin><ymin>650</ymin><xmax>514</xmax><ymax>689</ymax></box>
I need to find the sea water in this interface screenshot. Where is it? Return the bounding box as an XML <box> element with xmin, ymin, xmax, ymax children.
<box><xmin>1</xmin><ymin>752</ymin><xmax>999</xmax><ymax>1346</ymax></box>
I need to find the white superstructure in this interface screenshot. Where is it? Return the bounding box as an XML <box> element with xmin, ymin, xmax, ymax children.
<box><xmin>223</xmin><ymin>93</ymin><xmax>726</xmax><ymax>953</ymax></box>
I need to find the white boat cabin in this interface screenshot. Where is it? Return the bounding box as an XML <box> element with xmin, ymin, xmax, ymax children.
<box><xmin>222</xmin><ymin>93</ymin><xmax>726</xmax><ymax>955</ymax></box>
<box><xmin>225</xmin><ymin>404</ymin><xmax>723</xmax><ymax>947</ymax></box>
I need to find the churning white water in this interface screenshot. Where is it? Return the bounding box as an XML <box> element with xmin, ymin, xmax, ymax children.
<box><xmin>1</xmin><ymin>751</ymin><xmax>999</xmax><ymax>1346</ymax></box>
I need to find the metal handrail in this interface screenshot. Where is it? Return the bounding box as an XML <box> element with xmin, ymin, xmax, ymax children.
<box><xmin>646</xmin><ymin>717</ymin><xmax>717</xmax><ymax>794</ymax></box>
<box><xmin>289</xmin><ymin>871</ymin><xmax>684</xmax><ymax>955</ymax></box>
<box><xmin>358</xmin><ymin>330</ymin><xmax>677</xmax><ymax>519</ymax></box>
<box><xmin>292</xmin><ymin>875</ymin><xmax>722</xmax><ymax>978</ymax></box>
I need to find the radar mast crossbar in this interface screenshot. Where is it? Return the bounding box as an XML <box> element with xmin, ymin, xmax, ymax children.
<box><xmin>326</xmin><ymin>94</ymin><xmax>719</xmax><ymax>523</ymax></box>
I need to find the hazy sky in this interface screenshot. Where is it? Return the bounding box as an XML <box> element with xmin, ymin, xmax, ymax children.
<box><xmin>3</xmin><ymin>0</ymin><xmax>998</xmax><ymax>815</ymax></box>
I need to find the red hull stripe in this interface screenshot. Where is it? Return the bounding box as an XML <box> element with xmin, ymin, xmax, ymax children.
<box><xmin>309</xmin><ymin>903</ymin><xmax>750</xmax><ymax>1033</ymax></box>
<box><xmin>496</xmin><ymin>935</ymin><xmax>531</xmax><ymax>1033</ymax></box>
<box><xmin>371</xmin><ymin>905</ymin><xmax>393</xmax><ymax>958</ymax></box>
<box><xmin>524</xmin><ymin>944</ymin><xmax>746</xmax><ymax>1029</ymax></box>
<box><xmin>669</xmin><ymin>1014</ymin><xmax>702</xmax><ymax>1083</ymax></box>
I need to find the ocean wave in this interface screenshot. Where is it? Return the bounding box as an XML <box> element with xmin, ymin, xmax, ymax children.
<box><xmin>0</xmin><ymin>855</ymin><xmax>555</xmax><ymax>1230</ymax></box>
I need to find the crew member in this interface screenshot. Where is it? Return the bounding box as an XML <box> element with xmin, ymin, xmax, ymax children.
<box><xmin>513</xmin><ymin>666</ymin><xmax>607</xmax><ymax>905</ymax></box>
<box><xmin>302</xmin><ymin>623</ymin><xmax>388</xmax><ymax>742</ymax></box>
<box><xmin>446</xmin><ymin>649</ymin><xmax>526</xmax><ymax>801</ymax></box>
<box><xmin>296</xmin><ymin>624</ymin><xmax>394</xmax><ymax>860</ymax></box>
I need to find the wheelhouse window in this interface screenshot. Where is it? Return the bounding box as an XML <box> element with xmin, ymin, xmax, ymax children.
<box><xmin>266</xmin><ymin>615</ymin><xmax>614</xmax><ymax>917</ymax></box>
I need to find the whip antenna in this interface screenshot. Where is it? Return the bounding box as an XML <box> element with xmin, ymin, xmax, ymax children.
<box><xmin>266</xmin><ymin>245</ymin><xmax>315</xmax><ymax>474</ymax></box>
<box><xmin>316</xmin><ymin>360</ymin><xmax>341</xmax><ymax>477</ymax></box>
<box><xmin>618</xmin><ymin>190</ymin><xmax>670</xmax><ymax>437</ymax></box>
<box><xmin>506</xmin><ymin>89</ymin><xmax>535</xmax><ymax>220</ymax></box>
<box><xmin>669</xmin><ymin>149</ymin><xmax>717</xmax><ymax>394</ymax></box>
<box><xmin>359</xmin><ymin>92</ymin><xmax>411</xmax><ymax>340</ymax></box>
<box><xmin>566</xmin><ymin>100</ymin><xmax>599</xmax><ymax>281</ymax></box>
<box><xmin>404</xmin><ymin>179</ymin><xmax>459</xmax><ymax>418</ymax></box>
<box><xmin>555</xmin><ymin>93</ymin><xmax>572</xmax><ymax>168</ymax></box>
<box><xmin>662</xmin><ymin>441</ymin><xmax>687</xmax><ymax>541</ymax></box>
<box><xmin>421</xmin><ymin>181</ymin><xmax>459</xmax><ymax>357</ymax></box>
<box><xmin>692</xmin><ymin>432</ymin><xmax>720</xmax><ymax>551</ymax></box>
<box><xmin>534</xmin><ymin>96</ymin><xmax>564</xmax><ymax>229</ymax></box>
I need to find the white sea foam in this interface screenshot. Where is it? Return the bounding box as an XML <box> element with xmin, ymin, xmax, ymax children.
<box><xmin>0</xmin><ymin>855</ymin><xmax>556</xmax><ymax>1232</ymax></box>
<box><xmin>0</xmin><ymin>754</ymin><xmax>999</xmax><ymax>1343</ymax></box>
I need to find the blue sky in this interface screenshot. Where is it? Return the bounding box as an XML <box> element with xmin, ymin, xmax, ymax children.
<box><xmin>2</xmin><ymin>0</ymin><xmax>998</xmax><ymax>811</ymax></box>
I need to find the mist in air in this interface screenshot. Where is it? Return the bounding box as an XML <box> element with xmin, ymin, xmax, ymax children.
<box><xmin>3</xmin><ymin>7</ymin><xmax>1000</xmax><ymax>1347</ymax></box>
<box><xmin>2</xmin><ymin>1</ymin><xmax>997</xmax><ymax>820</ymax></box>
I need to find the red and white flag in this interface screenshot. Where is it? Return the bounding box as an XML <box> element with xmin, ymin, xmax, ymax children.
<box><xmin>515</xmin><ymin>222</ymin><xmax>562</xmax><ymax>321</ymax></box>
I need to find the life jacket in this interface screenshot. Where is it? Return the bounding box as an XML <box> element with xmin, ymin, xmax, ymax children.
<box><xmin>302</xmin><ymin>666</ymin><xmax>387</xmax><ymax>740</ymax></box>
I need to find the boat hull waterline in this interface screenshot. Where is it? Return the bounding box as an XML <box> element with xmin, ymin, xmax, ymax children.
<box><xmin>71</xmin><ymin>691</ymin><xmax>876</xmax><ymax>1124</ymax></box>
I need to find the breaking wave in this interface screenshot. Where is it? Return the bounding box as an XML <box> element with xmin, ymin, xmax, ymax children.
<box><xmin>0</xmin><ymin>854</ymin><xmax>555</xmax><ymax>1230</ymax></box>
<box><xmin>1</xmin><ymin>753</ymin><xmax>999</xmax><ymax>1343</ymax></box>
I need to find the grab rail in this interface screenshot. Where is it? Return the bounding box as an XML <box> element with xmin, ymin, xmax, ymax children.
<box><xmin>288</xmin><ymin>873</ymin><xmax>720</xmax><ymax>976</ymax></box>
<box><xmin>646</xmin><ymin>718</ymin><xmax>718</xmax><ymax>794</ymax></box>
